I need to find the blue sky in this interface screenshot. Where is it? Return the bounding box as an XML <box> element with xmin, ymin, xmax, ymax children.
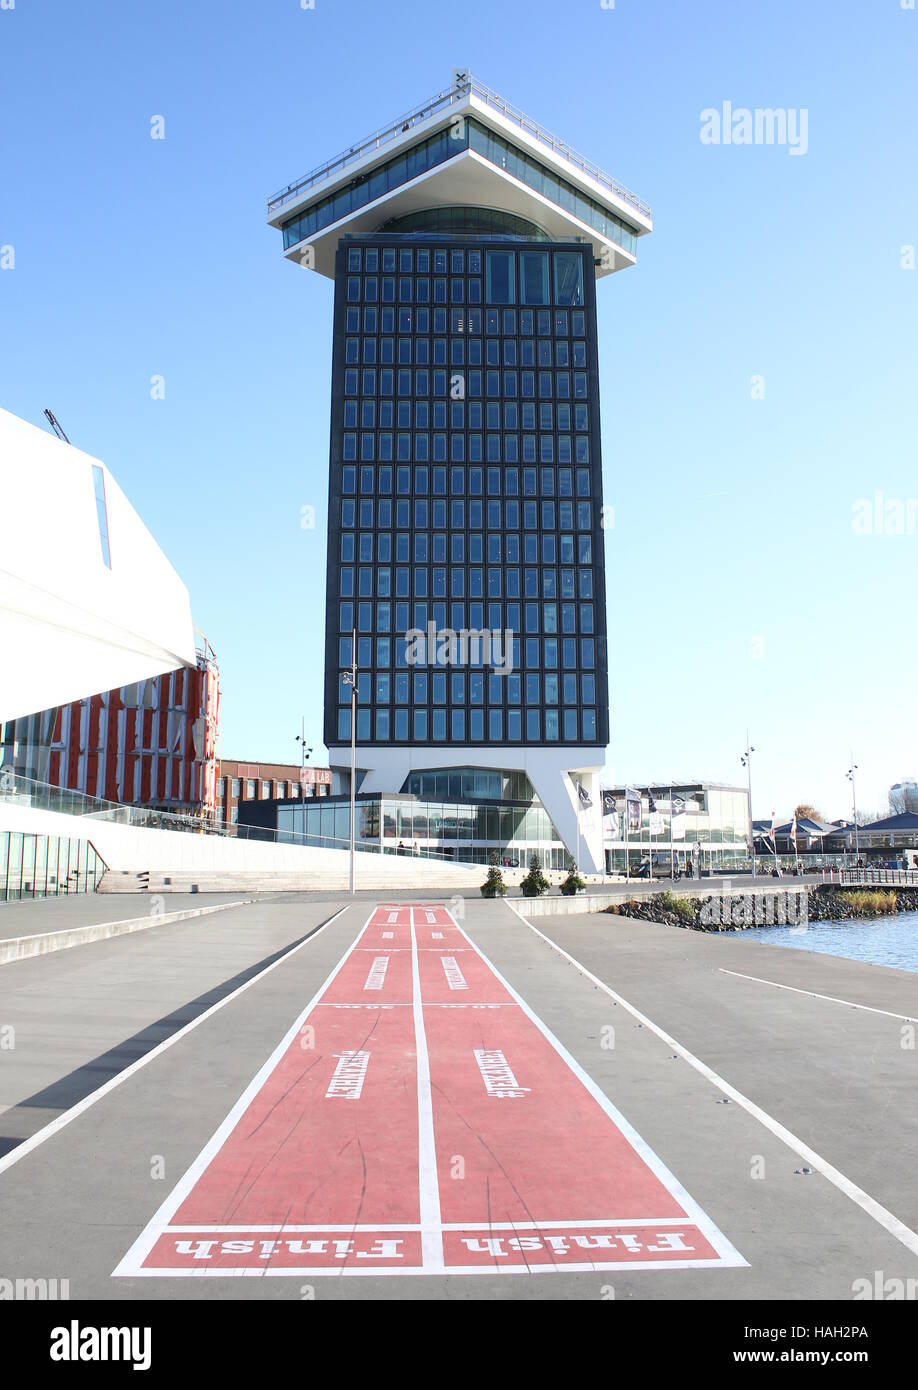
<box><xmin>1</xmin><ymin>0</ymin><xmax>915</xmax><ymax>820</ymax></box>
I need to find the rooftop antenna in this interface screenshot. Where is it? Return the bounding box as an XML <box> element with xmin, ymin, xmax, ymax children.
<box><xmin>43</xmin><ymin>409</ymin><xmax>71</xmax><ymax>444</ymax></box>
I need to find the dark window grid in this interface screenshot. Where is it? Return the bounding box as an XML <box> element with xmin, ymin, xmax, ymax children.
<box><xmin>336</xmin><ymin>691</ymin><xmax>595</xmax><ymax>737</ymax></box>
<box><xmin>338</xmin><ymin>554</ymin><xmax>601</xmax><ymax>606</ymax></box>
<box><xmin>344</xmin><ymin>463</ymin><xmax>594</xmax><ymax>504</ymax></box>
<box><xmin>327</xmin><ymin>242</ymin><xmax>607</xmax><ymax>748</ymax></box>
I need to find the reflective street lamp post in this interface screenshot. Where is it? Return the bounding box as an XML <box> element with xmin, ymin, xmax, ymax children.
<box><xmin>847</xmin><ymin>754</ymin><xmax>860</xmax><ymax>865</ymax></box>
<box><xmin>341</xmin><ymin>630</ymin><xmax>359</xmax><ymax>895</ymax></box>
<box><xmin>741</xmin><ymin>733</ymin><xmax>756</xmax><ymax>879</ymax></box>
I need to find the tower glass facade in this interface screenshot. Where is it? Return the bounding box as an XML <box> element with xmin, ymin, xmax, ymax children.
<box><xmin>324</xmin><ymin>234</ymin><xmax>609</xmax><ymax>755</ymax></box>
<box><xmin>270</xmin><ymin>72</ymin><xmax>651</xmax><ymax>871</ymax></box>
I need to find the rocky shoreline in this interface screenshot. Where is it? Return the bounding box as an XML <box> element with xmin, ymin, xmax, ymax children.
<box><xmin>604</xmin><ymin>885</ymin><xmax>918</xmax><ymax>932</ymax></box>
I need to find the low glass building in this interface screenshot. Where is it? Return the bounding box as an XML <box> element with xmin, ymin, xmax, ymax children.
<box><xmin>238</xmin><ymin>765</ymin><xmax>567</xmax><ymax>867</ymax></box>
<box><xmin>602</xmin><ymin>783</ymin><xmax>751</xmax><ymax>874</ymax></box>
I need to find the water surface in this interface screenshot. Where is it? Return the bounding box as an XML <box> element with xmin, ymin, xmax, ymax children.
<box><xmin>726</xmin><ymin>910</ymin><xmax>918</xmax><ymax>973</ymax></box>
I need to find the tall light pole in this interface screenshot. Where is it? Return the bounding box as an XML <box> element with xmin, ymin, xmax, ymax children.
<box><xmin>295</xmin><ymin>719</ymin><xmax>312</xmax><ymax>797</ymax></box>
<box><xmin>741</xmin><ymin>732</ymin><xmax>756</xmax><ymax>878</ymax></box>
<box><xmin>847</xmin><ymin>754</ymin><xmax>860</xmax><ymax>862</ymax></box>
<box><xmin>340</xmin><ymin>629</ymin><xmax>358</xmax><ymax>895</ymax></box>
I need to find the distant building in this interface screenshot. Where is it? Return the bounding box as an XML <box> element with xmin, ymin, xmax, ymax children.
<box><xmin>602</xmin><ymin>783</ymin><xmax>751</xmax><ymax>874</ymax></box>
<box><xmin>831</xmin><ymin>812</ymin><xmax>918</xmax><ymax>866</ymax></box>
<box><xmin>752</xmin><ymin>815</ymin><xmax>918</xmax><ymax>866</ymax></box>
<box><xmin>890</xmin><ymin>781</ymin><xmax>918</xmax><ymax>815</ymax></box>
<box><xmin>218</xmin><ymin>759</ymin><xmax>331</xmax><ymax>827</ymax></box>
<box><xmin>752</xmin><ymin>815</ymin><xmax>842</xmax><ymax>858</ymax></box>
<box><xmin>237</xmin><ymin>766</ymin><xmax>567</xmax><ymax>868</ymax></box>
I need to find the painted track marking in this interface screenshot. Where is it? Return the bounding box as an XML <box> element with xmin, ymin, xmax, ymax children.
<box><xmin>410</xmin><ymin>907</ymin><xmax>445</xmax><ymax>1272</ymax></box>
<box><xmin>114</xmin><ymin>902</ymin><xmax>744</xmax><ymax>1277</ymax></box>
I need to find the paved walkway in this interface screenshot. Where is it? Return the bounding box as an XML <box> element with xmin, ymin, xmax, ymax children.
<box><xmin>0</xmin><ymin>893</ymin><xmax>915</xmax><ymax>1299</ymax></box>
<box><xmin>0</xmin><ymin>893</ymin><xmax>246</xmax><ymax>941</ymax></box>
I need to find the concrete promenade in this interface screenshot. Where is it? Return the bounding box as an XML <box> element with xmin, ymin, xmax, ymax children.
<box><xmin>0</xmin><ymin>890</ymin><xmax>915</xmax><ymax>1299</ymax></box>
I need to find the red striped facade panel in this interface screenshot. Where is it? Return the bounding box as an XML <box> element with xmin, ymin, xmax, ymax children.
<box><xmin>3</xmin><ymin>658</ymin><xmax>220</xmax><ymax>819</ymax></box>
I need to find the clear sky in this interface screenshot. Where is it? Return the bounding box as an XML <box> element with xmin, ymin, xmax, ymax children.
<box><xmin>1</xmin><ymin>0</ymin><xmax>915</xmax><ymax>820</ymax></box>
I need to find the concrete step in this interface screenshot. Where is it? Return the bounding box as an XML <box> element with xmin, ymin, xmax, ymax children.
<box><xmin>98</xmin><ymin>865</ymin><xmax>485</xmax><ymax>894</ymax></box>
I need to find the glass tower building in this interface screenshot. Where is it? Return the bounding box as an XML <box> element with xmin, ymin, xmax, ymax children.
<box><xmin>268</xmin><ymin>72</ymin><xmax>652</xmax><ymax>871</ymax></box>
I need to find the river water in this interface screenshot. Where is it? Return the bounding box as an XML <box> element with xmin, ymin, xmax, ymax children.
<box><xmin>726</xmin><ymin>910</ymin><xmax>918</xmax><ymax>973</ymax></box>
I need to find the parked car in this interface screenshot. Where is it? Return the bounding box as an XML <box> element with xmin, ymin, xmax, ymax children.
<box><xmin>632</xmin><ymin>854</ymin><xmax>677</xmax><ymax>880</ymax></box>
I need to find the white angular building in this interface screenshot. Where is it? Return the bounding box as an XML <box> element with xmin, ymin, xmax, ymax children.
<box><xmin>0</xmin><ymin>407</ymin><xmax>197</xmax><ymax>724</ymax></box>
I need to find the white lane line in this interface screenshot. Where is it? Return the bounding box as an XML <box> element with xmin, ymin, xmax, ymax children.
<box><xmin>112</xmin><ymin>904</ymin><xmax>374</xmax><ymax>1277</ymax></box>
<box><xmin>719</xmin><ymin>968</ymin><xmax>918</xmax><ymax>1023</ymax></box>
<box><xmin>123</xmin><ymin>1257</ymin><xmax>746</xmax><ymax>1279</ymax></box>
<box><xmin>409</xmin><ymin>907</ymin><xmax>444</xmax><ymax>1273</ymax></box>
<box><xmin>0</xmin><ymin>905</ymin><xmax>352</xmax><ymax>1182</ymax></box>
<box><xmin>452</xmin><ymin>903</ymin><xmax>744</xmax><ymax>1269</ymax></box>
<box><xmin>506</xmin><ymin>899</ymin><xmax>918</xmax><ymax>1260</ymax></box>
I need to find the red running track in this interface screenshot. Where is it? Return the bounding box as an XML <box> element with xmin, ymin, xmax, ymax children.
<box><xmin>115</xmin><ymin>903</ymin><xmax>744</xmax><ymax>1278</ymax></box>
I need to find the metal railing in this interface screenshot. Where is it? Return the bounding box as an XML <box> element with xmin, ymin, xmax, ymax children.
<box><xmin>0</xmin><ymin>773</ymin><xmax>486</xmax><ymax>866</ymax></box>
<box><xmin>267</xmin><ymin>73</ymin><xmax>651</xmax><ymax>221</ymax></box>
<box><xmin>836</xmin><ymin>867</ymin><xmax>918</xmax><ymax>887</ymax></box>
<box><xmin>1</xmin><ymin>829</ymin><xmax>106</xmax><ymax>903</ymax></box>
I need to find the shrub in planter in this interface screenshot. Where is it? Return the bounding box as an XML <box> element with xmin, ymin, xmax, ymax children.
<box><xmin>480</xmin><ymin>849</ymin><xmax>508</xmax><ymax>898</ymax></box>
<box><xmin>560</xmin><ymin>856</ymin><xmax>586</xmax><ymax>896</ymax></box>
<box><xmin>520</xmin><ymin>850</ymin><xmax>550</xmax><ymax>898</ymax></box>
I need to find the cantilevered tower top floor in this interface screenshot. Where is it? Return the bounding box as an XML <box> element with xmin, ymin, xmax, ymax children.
<box><xmin>267</xmin><ymin>70</ymin><xmax>652</xmax><ymax>280</ymax></box>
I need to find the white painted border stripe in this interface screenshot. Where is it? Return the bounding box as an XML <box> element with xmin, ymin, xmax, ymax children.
<box><xmin>507</xmin><ymin>899</ymin><xmax>918</xmax><ymax>1260</ymax></box>
<box><xmin>1</xmin><ymin>905</ymin><xmax>353</xmax><ymax>1182</ymax></box>
<box><xmin>112</xmin><ymin>904</ymin><xmax>367</xmax><ymax>1277</ymax></box>
<box><xmin>455</xmin><ymin>903</ymin><xmax>745</xmax><ymax>1270</ymax></box>
<box><xmin>719</xmin><ymin>968</ymin><xmax>918</xmax><ymax>1023</ymax></box>
<box><xmin>118</xmin><ymin>1258</ymin><xmax>724</xmax><ymax>1279</ymax></box>
<box><xmin>160</xmin><ymin>1217</ymin><xmax>686</xmax><ymax>1233</ymax></box>
<box><xmin>165</xmin><ymin>1224</ymin><xmax>422</xmax><ymax>1233</ymax></box>
<box><xmin>410</xmin><ymin>907</ymin><xmax>445</xmax><ymax>1272</ymax></box>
